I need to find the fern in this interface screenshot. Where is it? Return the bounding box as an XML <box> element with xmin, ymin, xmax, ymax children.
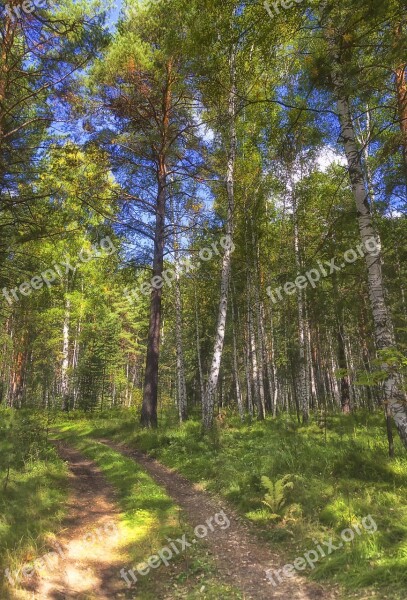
<box><xmin>261</xmin><ymin>475</ymin><xmax>294</xmax><ymax>520</ymax></box>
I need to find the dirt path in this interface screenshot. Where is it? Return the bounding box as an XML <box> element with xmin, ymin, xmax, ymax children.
<box><xmin>14</xmin><ymin>442</ymin><xmax>127</xmax><ymax>600</ymax></box>
<box><xmin>100</xmin><ymin>439</ymin><xmax>338</xmax><ymax>600</ymax></box>
<box><xmin>9</xmin><ymin>439</ymin><xmax>338</xmax><ymax>600</ymax></box>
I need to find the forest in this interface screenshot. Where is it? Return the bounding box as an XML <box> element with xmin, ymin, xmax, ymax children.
<box><xmin>0</xmin><ymin>0</ymin><xmax>406</xmax><ymax>599</ymax></box>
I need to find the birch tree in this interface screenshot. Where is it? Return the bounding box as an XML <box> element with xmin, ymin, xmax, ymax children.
<box><xmin>320</xmin><ymin>2</ymin><xmax>407</xmax><ymax>448</ymax></box>
<box><xmin>202</xmin><ymin>45</ymin><xmax>237</xmax><ymax>429</ymax></box>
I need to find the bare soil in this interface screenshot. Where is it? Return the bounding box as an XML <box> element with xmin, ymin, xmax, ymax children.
<box><xmin>14</xmin><ymin>442</ymin><xmax>127</xmax><ymax>600</ymax></box>
<box><xmin>10</xmin><ymin>439</ymin><xmax>339</xmax><ymax>599</ymax></box>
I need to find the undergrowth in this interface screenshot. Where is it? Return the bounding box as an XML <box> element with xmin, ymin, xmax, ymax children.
<box><xmin>53</xmin><ymin>430</ymin><xmax>243</xmax><ymax>599</ymax></box>
<box><xmin>57</xmin><ymin>409</ymin><xmax>407</xmax><ymax>600</ymax></box>
<box><xmin>0</xmin><ymin>409</ymin><xmax>68</xmax><ymax>599</ymax></box>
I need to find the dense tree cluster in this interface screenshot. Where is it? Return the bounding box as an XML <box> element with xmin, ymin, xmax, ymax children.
<box><xmin>0</xmin><ymin>0</ymin><xmax>406</xmax><ymax>449</ymax></box>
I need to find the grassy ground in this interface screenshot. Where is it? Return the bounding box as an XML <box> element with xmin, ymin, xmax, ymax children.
<box><xmin>56</xmin><ymin>409</ymin><xmax>407</xmax><ymax>600</ymax></box>
<box><xmin>0</xmin><ymin>410</ymin><xmax>69</xmax><ymax>599</ymax></box>
<box><xmin>53</xmin><ymin>428</ymin><xmax>243</xmax><ymax>599</ymax></box>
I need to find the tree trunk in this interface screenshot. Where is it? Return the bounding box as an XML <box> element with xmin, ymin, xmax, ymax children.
<box><xmin>305</xmin><ymin>309</ymin><xmax>317</xmax><ymax>409</ymax></box>
<box><xmin>244</xmin><ymin>316</ymin><xmax>254</xmax><ymax>418</ymax></box>
<box><xmin>394</xmin><ymin>23</ymin><xmax>407</xmax><ymax>183</ymax></box>
<box><xmin>202</xmin><ymin>46</ymin><xmax>236</xmax><ymax>429</ymax></box>
<box><xmin>0</xmin><ymin>11</ymin><xmax>16</xmax><ymax>141</ymax></box>
<box><xmin>293</xmin><ymin>190</ymin><xmax>309</xmax><ymax>423</ymax></box>
<box><xmin>72</xmin><ymin>315</ymin><xmax>82</xmax><ymax>410</ymax></box>
<box><xmin>327</xmin><ymin>31</ymin><xmax>407</xmax><ymax>448</ymax></box>
<box><xmin>260</xmin><ymin>301</ymin><xmax>275</xmax><ymax>415</ymax></box>
<box><xmin>253</xmin><ymin>249</ymin><xmax>266</xmax><ymax>419</ymax></box>
<box><xmin>173</xmin><ymin>224</ymin><xmax>187</xmax><ymax>423</ymax></box>
<box><xmin>194</xmin><ymin>286</ymin><xmax>205</xmax><ymax>403</ymax></box>
<box><xmin>141</xmin><ymin>61</ymin><xmax>173</xmax><ymax>428</ymax></box>
<box><xmin>268</xmin><ymin>300</ymin><xmax>279</xmax><ymax>416</ymax></box>
<box><xmin>358</xmin><ymin>105</ymin><xmax>376</xmax><ymax>207</ymax></box>
<box><xmin>141</xmin><ymin>167</ymin><xmax>166</xmax><ymax>428</ymax></box>
<box><xmin>231</xmin><ymin>292</ymin><xmax>245</xmax><ymax>420</ymax></box>
<box><xmin>248</xmin><ymin>293</ymin><xmax>261</xmax><ymax>419</ymax></box>
<box><xmin>61</xmin><ymin>298</ymin><xmax>70</xmax><ymax>411</ymax></box>
<box><xmin>253</xmin><ymin>276</ymin><xmax>266</xmax><ymax>420</ymax></box>
<box><xmin>337</xmin><ymin>322</ymin><xmax>351</xmax><ymax>414</ymax></box>
<box><xmin>385</xmin><ymin>402</ymin><xmax>395</xmax><ymax>458</ymax></box>
<box><xmin>11</xmin><ymin>349</ymin><xmax>26</xmax><ymax>409</ymax></box>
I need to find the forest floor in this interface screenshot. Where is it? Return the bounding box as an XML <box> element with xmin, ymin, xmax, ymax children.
<box><xmin>5</xmin><ymin>436</ymin><xmax>334</xmax><ymax>600</ymax></box>
<box><xmin>51</xmin><ymin>411</ymin><xmax>407</xmax><ymax>600</ymax></box>
<box><xmin>14</xmin><ymin>442</ymin><xmax>128</xmax><ymax>600</ymax></box>
<box><xmin>100</xmin><ymin>438</ymin><xmax>333</xmax><ymax>600</ymax></box>
<box><xmin>2</xmin><ymin>411</ymin><xmax>406</xmax><ymax>599</ymax></box>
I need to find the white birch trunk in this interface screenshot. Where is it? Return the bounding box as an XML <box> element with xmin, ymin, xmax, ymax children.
<box><xmin>203</xmin><ymin>46</ymin><xmax>236</xmax><ymax>429</ymax></box>
<box><xmin>306</xmin><ymin>308</ymin><xmax>317</xmax><ymax>408</ymax></box>
<box><xmin>231</xmin><ymin>293</ymin><xmax>245</xmax><ymax>419</ymax></box>
<box><xmin>72</xmin><ymin>317</ymin><xmax>81</xmax><ymax>410</ymax></box>
<box><xmin>268</xmin><ymin>300</ymin><xmax>279</xmax><ymax>416</ymax></box>
<box><xmin>249</xmin><ymin>302</ymin><xmax>262</xmax><ymax>418</ymax></box>
<box><xmin>330</xmin><ymin>344</ymin><xmax>341</xmax><ymax>406</ymax></box>
<box><xmin>244</xmin><ymin>309</ymin><xmax>254</xmax><ymax>418</ymax></box>
<box><xmin>327</xmin><ymin>29</ymin><xmax>407</xmax><ymax>448</ymax></box>
<box><xmin>61</xmin><ymin>298</ymin><xmax>70</xmax><ymax>411</ymax></box>
<box><xmin>253</xmin><ymin>260</ymin><xmax>266</xmax><ymax>419</ymax></box>
<box><xmin>194</xmin><ymin>286</ymin><xmax>205</xmax><ymax>403</ymax></box>
<box><xmin>260</xmin><ymin>302</ymin><xmax>275</xmax><ymax>416</ymax></box>
<box><xmin>171</xmin><ymin>197</ymin><xmax>187</xmax><ymax>423</ymax></box>
<box><xmin>293</xmin><ymin>191</ymin><xmax>309</xmax><ymax>422</ymax></box>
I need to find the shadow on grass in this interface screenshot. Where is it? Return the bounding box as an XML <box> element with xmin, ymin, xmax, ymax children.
<box><xmin>0</xmin><ymin>455</ymin><xmax>68</xmax><ymax>599</ymax></box>
<box><xmin>54</xmin><ymin>430</ymin><xmax>245</xmax><ymax>598</ymax></box>
<box><xmin>54</xmin><ymin>411</ymin><xmax>407</xmax><ymax>599</ymax></box>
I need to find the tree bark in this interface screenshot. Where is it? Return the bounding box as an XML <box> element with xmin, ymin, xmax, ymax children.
<box><xmin>292</xmin><ymin>190</ymin><xmax>309</xmax><ymax>422</ymax></box>
<box><xmin>194</xmin><ymin>286</ymin><xmax>205</xmax><ymax>404</ymax></box>
<box><xmin>173</xmin><ymin>216</ymin><xmax>187</xmax><ymax>423</ymax></box>
<box><xmin>141</xmin><ymin>60</ymin><xmax>173</xmax><ymax>428</ymax></box>
<box><xmin>249</xmin><ymin>298</ymin><xmax>264</xmax><ymax>419</ymax></box>
<box><xmin>394</xmin><ymin>23</ymin><xmax>407</xmax><ymax>183</ymax></box>
<box><xmin>244</xmin><ymin>314</ymin><xmax>254</xmax><ymax>418</ymax></box>
<box><xmin>305</xmin><ymin>308</ymin><xmax>317</xmax><ymax>409</ymax></box>
<box><xmin>0</xmin><ymin>11</ymin><xmax>16</xmax><ymax>141</ymax></box>
<box><xmin>141</xmin><ymin>167</ymin><xmax>166</xmax><ymax>428</ymax></box>
<box><xmin>61</xmin><ymin>298</ymin><xmax>70</xmax><ymax>411</ymax></box>
<box><xmin>231</xmin><ymin>291</ymin><xmax>245</xmax><ymax>420</ymax></box>
<box><xmin>260</xmin><ymin>301</ymin><xmax>275</xmax><ymax>415</ymax></box>
<box><xmin>337</xmin><ymin>322</ymin><xmax>351</xmax><ymax>414</ymax></box>
<box><xmin>327</xmin><ymin>30</ymin><xmax>407</xmax><ymax>448</ymax></box>
<box><xmin>202</xmin><ymin>46</ymin><xmax>236</xmax><ymax>429</ymax></box>
<box><xmin>253</xmin><ymin>247</ymin><xmax>266</xmax><ymax>420</ymax></box>
<box><xmin>267</xmin><ymin>300</ymin><xmax>279</xmax><ymax>416</ymax></box>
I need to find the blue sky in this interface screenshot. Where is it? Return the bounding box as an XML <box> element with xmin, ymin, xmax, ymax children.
<box><xmin>106</xmin><ymin>0</ymin><xmax>123</xmax><ymax>31</ymax></box>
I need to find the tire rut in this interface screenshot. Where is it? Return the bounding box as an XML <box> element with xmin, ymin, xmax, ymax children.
<box><xmin>12</xmin><ymin>442</ymin><xmax>127</xmax><ymax>600</ymax></box>
<box><xmin>99</xmin><ymin>439</ymin><xmax>338</xmax><ymax>600</ymax></box>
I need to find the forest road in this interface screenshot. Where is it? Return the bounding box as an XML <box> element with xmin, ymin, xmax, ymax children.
<box><xmin>99</xmin><ymin>439</ymin><xmax>338</xmax><ymax>600</ymax></box>
<box><xmin>11</xmin><ymin>440</ymin><xmax>338</xmax><ymax>600</ymax></box>
<box><xmin>13</xmin><ymin>442</ymin><xmax>129</xmax><ymax>600</ymax></box>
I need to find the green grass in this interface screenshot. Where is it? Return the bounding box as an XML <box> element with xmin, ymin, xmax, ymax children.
<box><xmin>0</xmin><ymin>410</ymin><xmax>69</xmax><ymax>599</ymax></box>
<box><xmin>53</xmin><ymin>427</ymin><xmax>243</xmax><ymax>599</ymax></box>
<box><xmin>56</xmin><ymin>409</ymin><xmax>407</xmax><ymax>600</ymax></box>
